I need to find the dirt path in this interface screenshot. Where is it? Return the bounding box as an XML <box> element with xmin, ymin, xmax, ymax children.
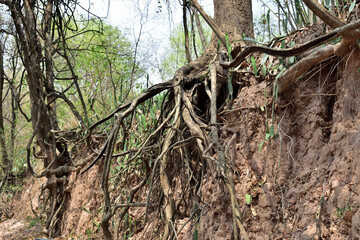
<box><xmin>0</xmin><ymin>218</ymin><xmax>46</xmax><ymax>240</ymax></box>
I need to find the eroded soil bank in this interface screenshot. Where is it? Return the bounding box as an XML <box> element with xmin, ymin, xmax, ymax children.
<box><xmin>1</xmin><ymin>42</ymin><xmax>360</xmax><ymax>240</ymax></box>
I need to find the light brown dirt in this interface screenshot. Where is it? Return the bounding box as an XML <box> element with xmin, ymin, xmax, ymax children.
<box><xmin>2</xmin><ymin>30</ymin><xmax>360</xmax><ymax>240</ymax></box>
<box><xmin>191</xmin><ymin>48</ymin><xmax>360</xmax><ymax>239</ymax></box>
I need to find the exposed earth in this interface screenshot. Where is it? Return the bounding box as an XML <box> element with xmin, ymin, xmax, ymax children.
<box><xmin>1</xmin><ymin>26</ymin><xmax>360</xmax><ymax>240</ymax></box>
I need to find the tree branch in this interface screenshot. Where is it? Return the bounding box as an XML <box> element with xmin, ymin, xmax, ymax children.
<box><xmin>190</xmin><ymin>0</ymin><xmax>227</xmax><ymax>48</ymax></box>
<box><xmin>302</xmin><ymin>0</ymin><xmax>345</xmax><ymax>28</ymax></box>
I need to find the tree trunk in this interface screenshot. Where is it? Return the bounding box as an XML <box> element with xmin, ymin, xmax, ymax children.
<box><xmin>0</xmin><ymin>39</ymin><xmax>11</xmax><ymax>190</ymax></box>
<box><xmin>212</xmin><ymin>0</ymin><xmax>254</xmax><ymax>47</ymax></box>
<box><xmin>3</xmin><ymin>0</ymin><xmax>71</xmax><ymax>236</ymax></box>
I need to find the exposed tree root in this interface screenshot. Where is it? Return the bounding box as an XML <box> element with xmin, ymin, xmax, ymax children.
<box><xmin>17</xmin><ymin>12</ymin><xmax>356</xmax><ymax>238</ymax></box>
<box><xmin>75</xmin><ymin>20</ymin><xmax>360</xmax><ymax>237</ymax></box>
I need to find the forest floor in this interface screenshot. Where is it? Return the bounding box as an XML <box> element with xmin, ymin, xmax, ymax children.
<box><xmin>0</xmin><ymin>218</ymin><xmax>44</xmax><ymax>240</ymax></box>
<box><xmin>0</xmin><ymin>176</ymin><xmax>46</xmax><ymax>240</ymax></box>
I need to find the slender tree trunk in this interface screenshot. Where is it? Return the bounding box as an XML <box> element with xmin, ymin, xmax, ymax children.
<box><xmin>192</xmin><ymin>6</ymin><xmax>207</xmax><ymax>51</ymax></box>
<box><xmin>183</xmin><ymin>0</ymin><xmax>192</xmax><ymax>63</ymax></box>
<box><xmin>10</xmin><ymin>86</ymin><xmax>17</xmax><ymax>159</ymax></box>
<box><xmin>0</xmin><ymin>40</ymin><xmax>11</xmax><ymax>190</ymax></box>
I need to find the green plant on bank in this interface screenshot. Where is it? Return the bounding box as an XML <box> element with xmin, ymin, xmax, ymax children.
<box><xmin>111</xmin><ymin>94</ymin><xmax>163</xmax><ymax>175</ymax></box>
<box><xmin>193</xmin><ymin>225</ymin><xmax>199</xmax><ymax>240</ymax></box>
<box><xmin>123</xmin><ymin>213</ymin><xmax>133</xmax><ymax>239</ymax></box>
<box><xmin>336</xmin><ymin>205</ymin><xmax>352</xmax><ymax>218</ymax></box>
<box><xmin>256</xmin><ymin>36</ymin><xmax>303</xmax><ymax>152</ymax></box>
<box><xmin>82</xmin><ymin>206</ymin><xmax>102</xmax><ymax>239</ymax></box>
<box><xmin>25</xmin><ymin>215</ymin><xmax>44</xmax><ymax>228</ymax></box>
<box><xmin>258</xmin><ymin>66</ymin><xmax>285</xmax><ymax>152</ymax></box>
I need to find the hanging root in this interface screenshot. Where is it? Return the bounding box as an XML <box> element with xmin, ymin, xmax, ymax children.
<box><xmin>160</xmin><ymin>86</ymin><xmax>181</xmax><ymax>240</ymax></box>
<box><xmin>77</xmin><ymin>18</ymin><xmax>360</xmax><ymax>237</ymax></box>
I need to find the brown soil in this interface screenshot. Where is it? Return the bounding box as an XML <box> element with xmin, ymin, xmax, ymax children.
<box><xmin>191</xmin><ymin>47</ymin><xmax>360</xmax><ymax>239</ymax></box>
<box><xmin>1</xmin><ymin>31</ymin><xmax>360</xmax><ymax>240</ymax></box>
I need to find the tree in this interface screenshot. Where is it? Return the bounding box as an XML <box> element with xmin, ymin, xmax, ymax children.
<box><xmin>87</xmin><ymin>0</ymin><xmax>360</xmax><ymax>239</ymax></box>
<box><xmin>0</xmin><ymin>33</ymin><xmax>11</xmax><ymax>190</ymax></box>
<box><xmin>0</xmin><ymin>0</ymin><xmax>147</xmax><ymax>236</ymax></box>
<box><xmin>88</xmin><ymin>0</ymin><xmax>256</xmax><ymax>239</ymax></box>
<box><xmin>58</xmin><ymin>19</ymin><xmax>143</xmax><ymax>122</ymax></box>
<box><xmin>0</xmin><ymin>0</ymin><xmax>74</xmax><ymax>237</ymax></box>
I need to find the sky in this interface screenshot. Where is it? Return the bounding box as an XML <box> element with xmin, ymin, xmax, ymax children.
<box><xmin>76</xmin><ymin>0</ymin><xmax>265</xmax><ymax>84</ymax></box>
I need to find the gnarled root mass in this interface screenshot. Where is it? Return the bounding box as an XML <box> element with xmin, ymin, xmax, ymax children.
<box><xmin>24</xmin><ymin>18</ymin><xmax>360</xmax><ymax>239</ymax></box>
<box><xmin>79</xmin><ymin>18</ymin><xmax>360</xmax><ymax>238</ymax></box>
<box><xmin>79</xmin><ymin>47</ymin><xmax>253</xmax><ymax>239</ymax></box>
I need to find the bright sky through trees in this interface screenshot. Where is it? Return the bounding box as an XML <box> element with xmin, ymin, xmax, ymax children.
<box><xmin>77</xmin><ymin>0</ymin><xmax>263</xmax><ymax>83</ymax></box>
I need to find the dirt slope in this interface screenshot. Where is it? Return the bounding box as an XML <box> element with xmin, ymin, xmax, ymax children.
<box><xmin>190</xmin><ymin>48</ymin><xmax>360</xmax><ymax>239</ymax></box>
<box><xmin>1</xmin><ymin>36</ymin><xmax>360</xmax><ymax>240</ymax></box>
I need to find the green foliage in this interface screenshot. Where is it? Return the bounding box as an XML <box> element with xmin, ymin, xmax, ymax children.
<box><xmin>245</xmin><ymin>194</ymin><xmax>252</xmax><ymax>205</ymax></box>
<box><xmin>251</xmin><ymin>56</ymin><xmax>258</xmax><ymax>76</ymax></box>
<box><xmin>111</xmin><ymin>92</ymin><xmax>166</xmax><ymax>178</ymax></box>
<box><xmin>259</xmin><ymin>67</ymin><xmax>284</xmax><ymax>152</ymax></box>
<box><xmin>160</xmin><ymin>17</ymin><xmax>211</xmax><ymax>80</ymax></box>
<box><xmin>26</xmin><ymin>215</ymin><xmax>43</xmax><ymax>228</ymax></box>
<box><xmin>193</xmin><ymin>227</ymin><xmax>198</xmax><ymax>240</ymax></box>
<box><xmin>336</xmin><ymin>205</ymin><xmax>352</xmax><ymax>218</ymax></box>
<box><xmin>57</xmin><ymin>18</ymin><xmax>145</xmax><ymax>125</ymax></box>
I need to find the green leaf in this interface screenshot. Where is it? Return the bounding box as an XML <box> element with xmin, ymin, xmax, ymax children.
<box><xmin>193</xmin><ymin>228</ymin><xmax>198</xmax><ymax>240</ymax></box>
<box><xmin>141</xmin><ymin>115</ymin><xmax>146</xmax><ymax>128</ymax></box>
<box><xmin>251</xmin><ymin>56</ymin><xmax>258</xmax><ymax>75</ymax></box>
<box><xmin>275</xmin><ymin>68</ymin><xmax>286</xmax><ymax>80</ymax></box>
<box><xmin>260</xmin><ymin>54</ymin><xmax>269</xmax><ymax>65</ymax></box>
<box><xmin>349</xmin><ymin>0</ymin><xmax>356</xmax><ymax>13</ymax></box>
<box><xmin>289</xmin><ymin>56</ymin><xmax>295</xmax><ymax>64</ymax></box>
<box><xmin>259</xmin><ymin>140</ymin><xmax>265</xmax><ymax>151</ymax></box>
<box><xmin>265</xmin><ymin>132</ymin><xmax>271</xmax><ymax>140</ymax></box>
<box><xmin>280</xmin><ymin>40</ymin><xmax>286</xmax><ymax>49</ymax></box>
<box><xmin>83</xmin><ymin>207</ymin><xmax>92</xmax><ymax>214</ymax></box>
<box><xmin>245</xmin><ymin>194</ymin><xmax>252</xmax><ymax>205</ymax></box>
<box><xmin>262</xmin><ymin>65</ymin><xmax>267</xmax><ymax>75</ymax></box>
<box><xmin>269</xmin><ymin>124</ymin><xmax>275</xmax><ymax>136</ymax></box>
<box><xmin>225</xmin><ymin>33</ymin><xmax>232</xmax><ymax>57</ymax></box>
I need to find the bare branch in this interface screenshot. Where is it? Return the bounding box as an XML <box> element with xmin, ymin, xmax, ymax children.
<box><xmin>191</xmin><ymin>6</ymin><xmax>207</xmax><ymax>51</ymax></box>
<box><xmin>190</xmin><ymin>0</ymin><xmax>227</xmax><ymax>48</ymax></box>
<box><xmin>302</xmin><ymin>0</ymin><xmax>345</xmax><ymax>28</ymax></box>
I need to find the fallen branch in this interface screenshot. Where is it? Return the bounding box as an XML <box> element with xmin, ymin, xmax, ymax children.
<box><xmin>278</xmin><ymin>44</ymin><xmax>335</xmax><ymax>94</ymax></box>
